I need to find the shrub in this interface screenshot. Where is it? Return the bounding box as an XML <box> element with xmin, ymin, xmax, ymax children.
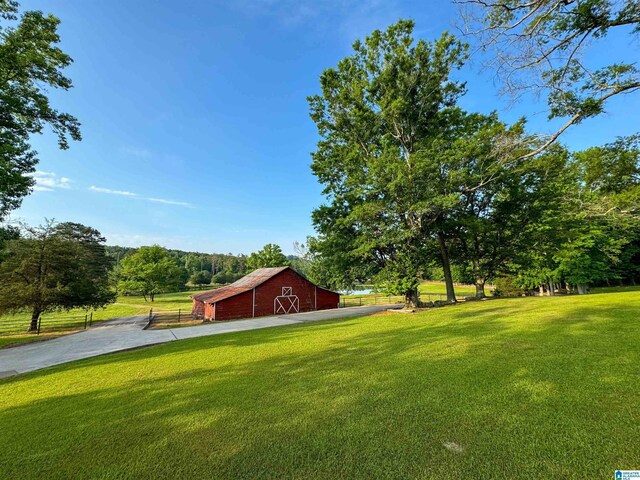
<box><xmin>492</xmin><ymin>276</ymin><xmax>524</xmax><ymax>297</ymax></box>
<box><xmin>189</xmin><ymin>270</ymin><xmax>212</xmax><ymax>286</ymax></box>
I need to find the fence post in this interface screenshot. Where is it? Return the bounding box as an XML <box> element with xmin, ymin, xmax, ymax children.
<box><xmin>90</xmin><ymin>312</ymin><xmax>93</xmax><ymax>326</ymax></box>
<box><xmin>84</xmin><ymin>314</ymin><xmax>87</xmax><ymax>330</ymax></box>
<box><xmin>37</xmin><ymin>317</ymin><xmax>41</xmax><ymax>335</ymax></box>
<box><xmin>178</xmin><ymin>309</ymin><xmax>181</xmax><ymax>323</ymax></box>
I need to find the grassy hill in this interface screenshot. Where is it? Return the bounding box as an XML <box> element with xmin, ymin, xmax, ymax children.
<box><xmin>1</xmin><ymin>289</ymin><xmax>639</xmax><ymax>478</ymax></box>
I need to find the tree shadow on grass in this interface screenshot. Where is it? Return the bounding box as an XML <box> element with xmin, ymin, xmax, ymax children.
<box><xmin>0</xmin><ymin>300</ymin><xmax>639</xmax><ymax>479</ymax></box>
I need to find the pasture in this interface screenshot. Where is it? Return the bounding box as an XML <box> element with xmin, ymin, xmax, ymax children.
<box><xmin>0</xmin><ymin>282</ymin><xmax>469</xmax><ymax>347</ymax></box>
<box><xmin>1</xmin><ymin>289</ymin><xmax>638</xmax><ymax>478</ymax></box>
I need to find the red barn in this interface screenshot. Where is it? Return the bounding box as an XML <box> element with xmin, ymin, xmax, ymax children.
<box><xmin>191</xmin><ymin>266</ymin><xmax>340</xmax><ymax>321</ymax></box>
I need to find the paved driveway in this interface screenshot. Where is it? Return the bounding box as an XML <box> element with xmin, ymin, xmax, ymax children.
<box><xmin>0</xmin><ymin>305</ymin><xmax>400</xmax><ymax>377</ymax></box>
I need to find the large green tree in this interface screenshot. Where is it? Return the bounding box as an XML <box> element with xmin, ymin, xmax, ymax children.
<box><xmin>246</xmin><ymin>243</ymin><xmax>288</xmax><ymax>271</ymax></box>
<box><xmin>0</xmin><ymin>1</ymin><xmax>81</xmax><ymax>219</ymax></box>
<box><xmin>458</xmin><ymin>0</ymin><xmax>640</xmax><ymax>158</ymax></box>
<box><xmin>447</xmin><ymin>118</ymin><xmax>572</xmax><ymax>297</ymax></box>
<box><xmin>0</xmin><ymin>220</ymin><xmax>115</xmax><ymax>330</ymax></box>
<box><xmin>308</xmin><ymin>20</ymin><xmax>469</xmax><ymax>304</ymax></box>
<box><xmin>117</xmin><ymin>245</ymin><xmax>186</xmax><ymax>302</ymax></box>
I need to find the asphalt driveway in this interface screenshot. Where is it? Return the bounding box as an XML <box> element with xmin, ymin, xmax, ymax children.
<box><xmin>0</xmin><ymin>305</ymin><xmax>399</xmax><ymax>377</ymax></box>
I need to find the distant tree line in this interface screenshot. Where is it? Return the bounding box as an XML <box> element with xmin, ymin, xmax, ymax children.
<box><xmin>106</xmin><ymin>246</ymin><xmax>250</xmax><ymax>287</ymax></box>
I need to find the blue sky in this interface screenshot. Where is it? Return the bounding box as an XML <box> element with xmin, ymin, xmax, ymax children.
<box><xmin>12</xmin><ymin>0</ymin><xmax>640</xmax><ymax>255</ymax></box>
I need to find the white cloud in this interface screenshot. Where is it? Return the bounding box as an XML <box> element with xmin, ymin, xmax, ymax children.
<box><xmin>231</xmin><ymin>0</ymin><xmax>400</xmax><ymax>38</ymax></box>
<box><xmin>29</xmin><ymin>171</ymin><xmax>72</xmax><ymax>191</ymax></box>
<box><xmin>122</xmin><ymin>146</ymin><xmax>152</xmax><ymax>159</ymax></box>
<box><xmin>147</xmin><ymin>197</ymin><xmax>193</xmax><ymax>208</ymax></box>
<box><xmin>89</xmin><ymin>186</ymin><xmax>137</xmax><ymax>197</ymax></box>
<box><xmin>89</xmin><ymin>185</ymin><xmax>194</xmax><ymax>208</ymax></box>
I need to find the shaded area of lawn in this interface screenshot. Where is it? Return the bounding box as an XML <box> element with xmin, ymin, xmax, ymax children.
<box><xmin>1</xmin><ymin>291</ymin><xmax>639</xmax><ymax>478</ymax></box>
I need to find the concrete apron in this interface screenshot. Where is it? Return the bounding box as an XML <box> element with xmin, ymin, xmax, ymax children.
<box><xmin>0</xmin><ymin>305</ymin><xmax>401</xmax><ymax>377</ymax></box>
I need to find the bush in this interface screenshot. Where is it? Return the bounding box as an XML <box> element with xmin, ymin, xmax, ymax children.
<box><xmin>492</xmin><ymin>276</ymin><xmax>524</xmax><ymax>297</ymax></box>
<box><xmin>189</xmin><ymin>270</ymin><xmax>212</xmax><ymax>285</ymax></box>
<box><xmin>212</xmin><ymin>271</ymin><xmax>244</xmax><ymax>285</ymax></box>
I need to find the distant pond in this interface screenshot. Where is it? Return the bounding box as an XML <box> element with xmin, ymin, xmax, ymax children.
<box><xmin>339</xmin><ymin>287</ymin><xmax>374</xmax><ymax>295</ymax></box>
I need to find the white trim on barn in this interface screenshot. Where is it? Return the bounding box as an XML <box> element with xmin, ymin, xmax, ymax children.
<box><xmin>274</xmin><ymin>295</ymin><xmax>299</xmax><ymax>314</ymax></box>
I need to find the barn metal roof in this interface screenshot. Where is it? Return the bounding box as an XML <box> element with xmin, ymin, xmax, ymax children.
<box><xmin>191</xmin><ymin>266</ymin><xmax>290</xmax><ymax>304</ymax></box>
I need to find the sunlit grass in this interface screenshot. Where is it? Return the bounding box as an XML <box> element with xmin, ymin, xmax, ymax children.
<box><xmin>1</xmin><ymin>290</ymin><xmax>638</xmax><ymax>478</ymax></box>
<box><xmin>419</xmin><ymin>281</ymin><xmax>480</xmax><ymax>297</ymax></box>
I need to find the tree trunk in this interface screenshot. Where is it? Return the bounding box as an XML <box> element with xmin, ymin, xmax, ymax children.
<box><xmin>576</xmin><ymin>284</ymin><xmax>588</xmax><ymax>295</ymax></box>
<box><xmin>475</xmin><ymin>281</ymin><xmax>486</xmax><ymax>298</ymax></box>
<box><xmin>437</xmin><ymin>233</ymin><xmax>456</xmax><ymax>303</ymax></box>
<box><xmin>150</xmin><ymin>293</ymin><xmax>155</xmax><ymax>302</ymax></box>
<box><xmin>29</xmin><ymin>307</ymin><xmax>41</xmax><ymax>332</ymax></box>
<box><xmin>548</xmin><ymin>283</ymin><xmax>555</xmax><ymax>296</ymax></box>
<box><xmin>539</xmin><ymin>285</ymin><xmax>544</xmax><ymax>296</ymax></box>
<box><xmin>405</xmin><ymin>288</ymin><xmax>419</xmax><ymax>308</ymax></box>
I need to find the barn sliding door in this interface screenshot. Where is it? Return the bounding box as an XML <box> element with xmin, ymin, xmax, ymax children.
<box><xmin>274</xmin><ymin>287</ymin><xmax>300</xmax><ymax>314</ymax></box>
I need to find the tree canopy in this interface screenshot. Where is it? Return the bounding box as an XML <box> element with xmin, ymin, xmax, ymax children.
<box><xmin>117</xmin><ymin>245</ymin><xmax>187</xmax><ymax>302</ymax></box>
<box><xmin>246</xmin><ymin>243</ymin><xmax>288</xmax><ymax>271</ymax></box>
<box><xmin>308</xmin><ymin>20</ymin><xmax>471</xmax><ymax>304</ymax></box>
<box><xmin>0</xmin><ymin>220</ymin><xmax>115</xmax><ymax>330</ymax></box>
<box><xmin>457</xmin><ymin>0</ymin><xmax>640</xmax><ymax>157</ymax></box>
<box><xmin>308</xmin><ymin>19</ymin><xmax>639</xmax><ymax>303</ymax></box>
<box><xmin>0</xmin><ymin>0</ymin><xmax>81</xmax><ymax>219</ymax></box>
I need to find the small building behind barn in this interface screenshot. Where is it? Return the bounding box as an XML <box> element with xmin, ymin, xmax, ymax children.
<box><xmin>191</xmin><ymin>266</ymin><xmax>340</xmax><ymax>321</ymax></box>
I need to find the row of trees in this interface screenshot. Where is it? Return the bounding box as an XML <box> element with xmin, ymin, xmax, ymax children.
<box><xmin>0</xmin><ymin>222</ymin><xmax>298</xmax><ymax>328</ymax></box>
<box><xmin>305</xmin><ymin>20</ymin><xmax>639</xmax><ymax>305</ymax></box>
<box><xmin>106</xmin><ymin>246</ymin><xmax>250</xmax><ymax>287</ymax></box>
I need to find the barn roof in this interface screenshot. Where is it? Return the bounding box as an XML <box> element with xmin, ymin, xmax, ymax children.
<box><xmin>192</xmin><ymin>266</ymin><xmax>291</xmax><ymax>304</ymax></box>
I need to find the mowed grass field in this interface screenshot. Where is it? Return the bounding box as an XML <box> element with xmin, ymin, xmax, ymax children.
<box><xmin>1</xmin><ymin>289</ymin><xmax>639</xmax><ymax>479</ymax></box>
<box><xmin>420</xmin><ymin>281</ymin><xmax>479</xmax><ymax>297</ymax></box>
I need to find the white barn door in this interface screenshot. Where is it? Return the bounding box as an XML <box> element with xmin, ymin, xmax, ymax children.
<box><xmin>274</xmin><ymin>287</ymin><xmax>300</xmax><ymax>314</ymax></box>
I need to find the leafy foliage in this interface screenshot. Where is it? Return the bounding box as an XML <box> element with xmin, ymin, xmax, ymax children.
<box><xmin>308</xmin><ymin>20</ymin><xmax>469</xmax><ymax>304</ymax></box>
<box><xmin>513</xmin><ymin>135</ymin><xmax>640</xmax><ymax>290</ymax></box>
<box><xmin>457</xmin><ymin>0</ymin><xmax>640</xmax><ymax>156</ymax></box>
<box><xmin>246</xmin><ymin>243</ymin><xmax>288</xmax><ymax>271</ymax></box>
<box><xmin>106</xmin><ymin>246</ymin><xmax>248</xmax><ymax>285</ymax></box>
<box><xmin>0</xmin><ymin>220</ymin><xmax>115</xmax><ymax>329</ymax></box>
<box><xmin>117</xmin><ymin>245</ymin><xmax>187</xmax><ymax>302</ymax></box>
<box><xmin>189</xmin><ymin>270</ymin><xmax>212</xmax><ymax>286</ymax></box>
<box><xmin>0</xmin><ymin>1</ymin><xmax>81</xmax><ymax>219</ymax></box>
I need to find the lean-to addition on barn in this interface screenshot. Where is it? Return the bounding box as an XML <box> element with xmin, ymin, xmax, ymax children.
<box><xmin>191</xmin><ymin>266</ymin><xmax>340</xmax><ymax>321</ymax></box>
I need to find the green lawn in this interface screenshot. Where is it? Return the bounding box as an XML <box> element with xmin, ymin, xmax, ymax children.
<box><xmin>116</xmin><ymin>290</ymin><xmax>199</xmax><ymax>312</ymax></box>
<box><xmin>1</xmin><ymin>289</ymin><xmax>639</xmax><ymax>478</ymax></box>
<box><xmin>419</xmin><ymin>281</ymin><xmax>481</xmax><ymax>297</ymax></box>
<box><xmin>341</xmin><ymin>281</ymin><xmax>479</xmax><ymax>304</ymax></box>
